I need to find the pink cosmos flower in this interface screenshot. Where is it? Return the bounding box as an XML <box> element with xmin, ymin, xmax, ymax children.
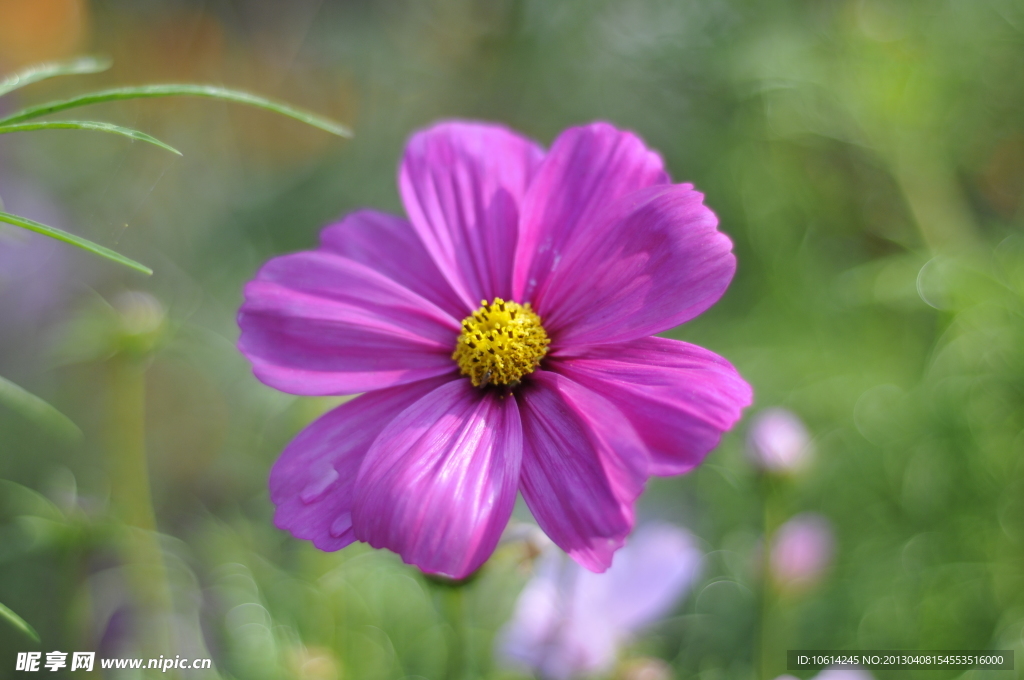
<box><xmin>747</xmin><ymin>407</ymin><xmax>813</xmax><ymax>473</ymax></box>
<box><xmin>237</xmin><ymin>120</ymin><xmax>752</xmax><ymax>578</ymax></box>
<box><xmin>770</xmin><ymin>513</ymin><xmax>835</xmax><ymax>591</ymax></box>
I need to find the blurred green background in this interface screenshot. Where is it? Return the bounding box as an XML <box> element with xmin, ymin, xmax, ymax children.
<box><xmin>0</xmin><ymin>0</ymin><xmax>1022</xmax><ymax>678</ymax></box>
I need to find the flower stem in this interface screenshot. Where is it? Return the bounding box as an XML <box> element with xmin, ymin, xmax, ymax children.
<box><xmin>891</xmin><ymin>139</ymin><xmax>979</xmax><ymax>253</ymax></box>
<box><xmin>428</xmin><ymin>574</ymin><xmax>478</xmax><ymax>680</ymax></box>
<box><xmin>756</xmin><ymin>474</ymin><xmax>782</xmax><ymax>680</ymax></box>
<box><xmin>106</xmin><ymin>356</ymin><xmax>174</xmax><ymax>660</ymax></box>
<box><xmin>445</xmin><ymin>586</ymin><xmax>469</xmax><ymax>680</ymax></box>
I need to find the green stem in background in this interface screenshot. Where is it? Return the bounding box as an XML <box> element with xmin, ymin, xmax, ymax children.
<box><xmin>445</xmin><ymin>587</ymin><xmax>465</xmax><ymax>680</ymax></box>
<box><xmin>756</xmin><ymin>474</ymin><xmax>783</xmax><ymax>680</ymax></box>
<box><xmin>105</xmin><ymin>355</ymin><xmax>174</xmax><ymax>662</ymax></box>
<box><xmin>427</xmin><ymin>574</ymin><xmax>479</xmax><ymax>680</ymax></box>
<box><xmin>890</xmin><ymin>139</ymin><xmax>979</xmax><ymax>254</ymax></box>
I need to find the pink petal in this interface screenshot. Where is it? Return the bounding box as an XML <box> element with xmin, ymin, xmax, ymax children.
<box><xmin>518</xmin><ymin>370</ymin><xmax>648</xmax><ymax>572</ymax></box>
<box><xmin>399</xmin><ymin>121</ymin><xmax>545</xmax><ymax>309</ymax></box>
<box><xmin>351</xmin><ymin>379</ymin><xmax>523</xmax><ymax>578</ymax></box>
<box><xmin>269</xmin><ymin>376</ymin><xmax>452</xmax><ymax>551</ymax></box>
<box><xmin>554</xmin><ymin>337</ymin><xmax>752</xmax><ymax>476</ymax></box>
<box><xmin>319</xmin><ymin>209</ymin><xmax>467</xmax><ymax>321</ymax></box>
<box><xmin>535</xmin><ymin>183</ymin><xmax>736</xmax><ymax>346</ymax></box>
<box><xmin>770</xmin><ymin>513</ymin><xmax>835</xmax><ymax>587</ymax></box>
<box><xmin>747</xmin><ymin>408</ymin><xmax>813</xmax><ymax>473</ymax></box>
<box><xmin>512</xmin><ymin>122</ymin><xmax>669</xmax><ymax>303</ymax></box>
<box><xmin>238</xmin><ymin>247</ymin><xmax>461</xmax><ymax>395</ymax></box>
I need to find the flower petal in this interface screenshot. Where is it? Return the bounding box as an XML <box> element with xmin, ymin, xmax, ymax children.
<box><xmin>593</xmin><ymin>523</ymin><xmax>703</xmax><ymax>631</ymax></box>
<box><xmin>512</xmin><ymin>122</ymin><xmax>669</xmax><ymax>303</ymax></box>
<box><xmin>351</xmin><ymin>379</ymin><xmax>523</xmax><ymax>578</ymax></box>
<box><xmin>399</xmin><ymin>121</ymin><xmax>545</xmax><ymax>309</ymax></box>
<box><xmin>518</xmin><ymin>370</ymin><xmax>648</xmax><ymax>572</ymax></box>
<box><xmin>553</xmin><ymin>337</ymin><xmax>752</xmax><ymax>476</ymax></box>
<box><xmin>535</xmin><ymin>183</ymin><xmax>736</xmax><ymax>345</ymax></box>
<box><xmin>497</xmin><ymin>550</ymin><xmax>618</xmax><ymax>680</ymax></box>
<box><xmin>319</xmin><ymin>209</ymin><xmax>467</xmax><ymax>321</ymax></box>
<box><xmin>238</xmin><ymin>247</ymin><xmax>461</xmax><ymax>395</ymax></box>
<box><xmin>498</xmin><ymin>524</ymin><xmax>702</xmax><ymax>680</ymax></box>
<box><xmin>497</xmin><ymin>550</ymin><xmax>567</xmax><ymax>677</ymax></box>
<box><xmin>269</xmin><ymin>376</ymin><xmax>452</xmax><ymax>551</ymax></box>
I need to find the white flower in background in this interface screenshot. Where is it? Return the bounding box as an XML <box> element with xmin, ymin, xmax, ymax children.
<box><xmin>770</xmin><ymin>513</ymin><xmax>835</xmax><ymax>591</ymax></box>
<box><xmin>497</xmin><ymin>523</ymin><xmax>703</xmax><ymax>680</ymax></box>
<box><xmin>747</xmin><ymin>408</ymin><xmax>814</xmax><ymax>473</ymax></box>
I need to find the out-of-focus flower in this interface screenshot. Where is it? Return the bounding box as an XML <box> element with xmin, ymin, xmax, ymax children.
<box><xmin>497</xmin><ymin>523</ymin><xmax>702</xmax><ymax>680</ymax></box>
<box><xmin>0</xmin><ymin>229</ymin><xmax>73</xmax><ymax>357</ymax></box>
<box><xmin>815</xmin><ymin>669</ymin><xmax>874</xmax><ymax>680</ymax></box>
<box><xmin>747</xmin><ymin>408</ymin><xmax>813</xmax><ymax>473</ymax></box>
<box><xmin>0</xmin><ymin>170</ymin><xmax>81</xmax><ymax>376</ymax></box>
<box><xmin>238</xmin><ymin>121</ymin><xmax>752</xmax><ymax>578</ymax></box>
<box><xmin>775</xmin><ymin>667</ymin><xmax>874</xmax><ymax>680</ymax></box>
<box><xmin>770</xmin><ymin>513</ymin><xmax>835</xmax><ymax>592</ymax></box>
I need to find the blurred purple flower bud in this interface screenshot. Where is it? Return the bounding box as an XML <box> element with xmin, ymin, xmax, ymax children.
<box><xmin>498</xmin><ymin>523</ymin><xmax>702</xmax><ymax>680</ymax></box>
<box><xmin>747</xmin><ymin>408</ymin><xmax>813</xmax><ymax>473</ymax></box>
<box><xmin>770</xmin><ymin>513</ymin><xmax>835</xmax><ymax>591</ymax></box>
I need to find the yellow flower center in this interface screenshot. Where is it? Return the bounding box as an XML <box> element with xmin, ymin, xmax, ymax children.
<box><xmin>453</xmin><ymin>297</ymin><xmax>550</xmax><ymax>388</ymax></box>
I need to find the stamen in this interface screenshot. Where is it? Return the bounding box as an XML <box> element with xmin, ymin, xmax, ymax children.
<box><xmin>452</xmin><ymin>297</ymin><xmax>550</xmax><ymax>388</ymax></box>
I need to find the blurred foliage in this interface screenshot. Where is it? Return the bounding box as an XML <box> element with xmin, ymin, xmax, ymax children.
<box><xmin>0</xmin><ymin>54</ymin><xmax>348</xmax><ymax>276</ymax></box>
<box><xmin>1</xmin><ymin>0</ymin><xmax>1024</xmax><ymax>679</ymax></box>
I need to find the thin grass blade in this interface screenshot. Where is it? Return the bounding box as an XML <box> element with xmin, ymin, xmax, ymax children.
<box><xmin>0</xmin><ymin>84</ymin><xmax>352</xmax><ymax>136</ymax></box>
<box><xmin>0</xmin><ymin>120</ymin><xmax>181</xmax><ymax>155</ymax></box>
<box><xmin>0</xmin><ymin>601</ymin><xmax>40</xmax><ymax>643</ymax></box>
<box><xmin>0</xmin><ymin>375</ymin><xmax>83</xmax><ymax>442</ymax></box>
<box><xmin>0</xmin><ymin>211</ymin><xmax>152</xmax><ymax>275</ymax></box>
<box><xmin>0</xmin><ymin>56</ymin><xmax>111</xmax><ymax>98</ymax></box>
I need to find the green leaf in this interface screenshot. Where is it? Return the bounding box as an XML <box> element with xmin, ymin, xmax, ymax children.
<box><xmin>0</xmin><ymin>56</ymin><xmax>111</xmax><ymax>98</ymax></box>
<box><xmin>0</xmin><ymin>84</ymin><xmax>352</xmax><ymax>137</ymax></box>
<box><xmin>0</xmin><ymin>375</ymin><xmax>83</xmax><ymax>442</ymax></box>
<box><xmin>0</xmin><ymin>479</ymin><xmax>66</xmax><ymax>523</ymax></box>
<box><xmin>0</xmin><ymin>600</ymin><xmax>40</xmax><ymax>643</ymax></box>
<box><xmin>0</xmin><ymin>211</ymin><xmax>152</xmax><ymax>275</ymax></box>
<box><xmin>0</xmin><ymin>120</ymin><xmax>181</xmax><ymax>155</ymax></box>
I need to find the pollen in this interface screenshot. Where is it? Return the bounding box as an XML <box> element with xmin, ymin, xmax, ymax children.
<box><xmin>453</xmin><ymin>298</ymin><xmax>550</xmax><ymax>388</ymax></box>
